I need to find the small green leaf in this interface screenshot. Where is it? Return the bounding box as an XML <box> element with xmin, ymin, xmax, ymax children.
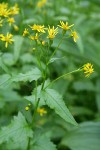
<box><xmin>61</xmin><ymin>122</ymin><xmax>100</xmax><ymax>150</ymax></box>
<box><xmin>0</xmin><ymin>112</ymin><xmax>33</xmax><ymax>149</ymax></box>
<box><xmin>12</xmin><ymin>67</ymin><xmax>41</xmax><ymax>82</ymax></box>
<box><xmin>41</xmin><ymin>88</ymin><xmax>77</xmax><ymax>126</ymax></box>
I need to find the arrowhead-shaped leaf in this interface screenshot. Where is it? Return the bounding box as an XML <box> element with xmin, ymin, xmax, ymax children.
<box><xmin>41</xmin><ymin>88</ymin><xmax>77</xmax><ymax>126</ymax></box>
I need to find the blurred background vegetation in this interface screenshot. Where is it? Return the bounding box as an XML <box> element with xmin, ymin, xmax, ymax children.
<box><xmin>0</xmin><ymin>0</ymin><xmax>100</xmax><ymax>150</ymax></box>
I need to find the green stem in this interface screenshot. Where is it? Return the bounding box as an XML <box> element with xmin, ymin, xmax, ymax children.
<box><xmin>44</xmin><ymin>68</ymin><xmax>82</xmax><ymax>89</ymax></box>
<box><xmin>47</xmin><ymin>34</ymin><xmax>65</xmax><ymax>65</ymax></box>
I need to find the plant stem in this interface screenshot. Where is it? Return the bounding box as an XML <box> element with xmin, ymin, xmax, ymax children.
<box><xmin>44</xmin><ymin>68</ymin><xmax>82</xmax><ymax>89</ymax></box>
<box><xmin>47</xmin><ymin>34</ymin><xmax>65</xmax><ymax>65</ymax></box>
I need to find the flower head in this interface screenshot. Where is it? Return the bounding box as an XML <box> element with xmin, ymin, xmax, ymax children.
<box><xmin>29</xmin><ymin>33</ymin><xmax>38</xmax><ymax>40</ymax></box>
<box><xmin>29</xmin><ymin>24</ymin><xmax>46</xmax><ymax>33</ymax></box>
<box><xmin>0</xmin><ymin>33</ymin><xmax>14</xmax><ymax>48</ymax></box>
<box><xmin>23</xmin><ymin>28</ymin><xmax>29</xmax><ymax>36</ymax></box>
<box><xmin>71</xmin><ymin>31</ymin><xmax>79</xmax><ymax>42</ymax></box>
<box><xmin>9</xmin><ymin>4</ymin><xmax>19</xmax><ymax>15</ymax></box>
<box><xmin>7</xmin><ymin>17</ymin><xmax>15</xmax><ymax>26</ymax></box>
<box><xmin>37</xmin><ymin>0</ymin><xmax>47</xmax><ymax>8</ymax></box>
<box><xmin>37</xmin><ymin>108</ymin><xmax>47</xmax><ymax>116</ymax></box>
<box><xmin>58</xmin><ymin>21</ymin><xmax>74</xmax><ymax>31</ymax></box>
<box><xmin>47</xmin><ymin>26</ymin><xmax>58</xmax><ymax>39</ymax></box>
<box><xmin>83</xmin><ymin>63</ymin><xmax>94</xmax><ymax>77</ymax></box>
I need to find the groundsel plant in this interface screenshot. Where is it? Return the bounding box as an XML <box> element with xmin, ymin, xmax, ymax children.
<box><xmin>0</xmin><ymin>2</ymin><xmax>94</xmax><ymax>150</ymax></box>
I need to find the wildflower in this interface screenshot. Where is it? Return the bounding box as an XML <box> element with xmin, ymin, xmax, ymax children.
<box><xmin>83</xmin><ymin>63</ymin><xmax>94</xmax><ymax>77</ymax></box>
<box><xmin>7</xmin><ymin>17</ymin><xmax>15</xmax><ymax>26</ymax></box>
<box><xmin>58</xmin><ymin>21</ymin><xmax>74</xmax><ymax>31</ymax></box>
<box><xmin>13</xmin><ymin>25</ymin><xmax>19</xmax><ymax>31</ymax></box>
<box><xmin>0</xmin><ymin>33</ymin><xmax>14</xmax><ymax>48</ymax></box>
<box><xmin>29</xmin><ymin>33</ymin><xmax>38</xmax><ymax>40</ymax></box>
<box><xmin>37</xmin><ymin>0</ymin><xmax>47</xmax><ymax>8</ymax></box>
<box><xmin>47</xmin><ymin>26</ymin><xmax>58</xmax><ymax>39</ymax></box>
<box><xmin>0</xmin><ymin>2</ymin><xmax>8</xmax><ymax>10</ymax></box>
<box><xmin>37</xmin><ymin>108</ymin><xmax>47</xmax><ymax>116</ymax></box>
<box><xmin>29</xmin><ymin>24</ymin><xmax>46</xmax><ymax>33</ymax></box>
<box><xmin>9</xmin><ymin>4</ymin><xmax>19</xmax><ymax>15</ymax></box>
<box><xmin>0</xmin><ymin>8</ymin><xmax>10</xmax><ymax>17</ymax></box>
<box><xmin>70</xmin><ymin>31</ymin><xmax>79</xmax><ymax>42</ymax></box>
<box><xmin>25</xmin><ymin>106</ymin><xmax>29</xmax><ymax>111</ymax></box>
<box><xmin>23</xmin><ymin>28</ymin><xmax>29</xmax><ymax>36</ymax></box>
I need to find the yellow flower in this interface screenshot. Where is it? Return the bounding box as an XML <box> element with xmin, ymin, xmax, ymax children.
<box><xmin>0</xmin><ymin>3</ymin><xmax>8</xmax><ymax>10</ymax></box>
<box><xmin>9</xmin><ymin>4</ymin><xmax>19</xmax><ymax>15</ymax></box>
<box><xmin>83</xmin><ymin>63</ymin><xmax>94</xmax><ymax>77</ymax></box>
<box><xmin>37</xmin><ymin>108</ymin><xmax>47</xmax><ymax>116</ymax></box>
<box><xmin>37</xmin><ymin>0</ymin><xmax>47</xmax><ymax>8</ymax></box>
<box><xmin>13</xmin><ymin>25</ymin><xmax>19</xmax><ymax>31</ymax></box>
<box><xmin>0</xmin><ymin>8</ymin><xmax>10</xmax><ymax>17</ymax></box>
<box><xmin>23</xmin><ymin>28</ymin><xmax>29</xmax><ymax>36</ymax></box>
<box><xmin>25</xmin><ymin>106</ymin><xmax>29</xmax><ymax>111</ymax></box>
<box><xmin>0</xmin><ymin>33</ymin><xmax>14</xmax><ymax>48</ymax></box>
<box><xmin>58</xmin><ymin>21</ymin><xmax>74</xmax><ymax>30</ymax></box>
<box><xmin>71</xmin><ymin>31</ymin><xmax>79</xmax><ymax>42</ymax></box>
<box><xmin>29</xmin><ymin>33</ymin><xmax>38</xmax><ymax>40</ymax></box>
<box><xmin>7</xmin><ymin>17</ymin><xmax>15</xmax><ymax>26</ymax></box>
<box><xmin>47</xmin><ymin>26</ymin><xmax>58</xmax><ymax>39</ymax></box>
<box><xmin>29</xmin><ymin>24</ymin><xmax>46</xmax><ymax>33</ymax></box>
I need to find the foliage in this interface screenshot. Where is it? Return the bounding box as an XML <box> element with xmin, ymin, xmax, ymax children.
<box><xmin>0</xmin><ymin>0</ymin><xmax>100</xmax><ymax>150</ymax></box>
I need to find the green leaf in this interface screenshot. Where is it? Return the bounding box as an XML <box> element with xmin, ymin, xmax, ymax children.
<box><xmin>41</xmin><ymin>88</ymin><xmax>77</xmax><ymax>126</ymax></box>
<box><xmin>31</xmin><ymin>132</ymin><xmax>57</xmax><ymax>150</ymax></box>
<box><xmin>0</xmin><ymin>74</ymin><xmax>12</xmax><ymax>89</ymax></box>
<box><xmin>61</xmin><ymin>122</ymin><xmax>100</xmax><ymax>150</ymax></box>
<box><xmin>12</xmin><ymin>67</ymin><xmax>42</xmax><ymax>82</ymax></box>
<box><xmin>0</xmin><ymin>112</ymin><xmax>33</xmax><ymax>149</ymax></box>
<box><xmin>13</xmin><ymin>36</ymin><xmax>23</xmax><ymax>62</ymax></box>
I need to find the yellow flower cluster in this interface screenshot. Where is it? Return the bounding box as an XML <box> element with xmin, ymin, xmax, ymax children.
<box><xmin>83</xmin><ymin>63</ymin><xmax>94</xmax><ymax>77</ymax></box>
<box><xmin>0</xmin><ymin>2</ymin><xmax>19</xmax><ymax>48</ymax></box>
<box><xmin>23</xmin><ymin>21</ymin><xmax>79</xmax><ymax>44</ymax></box>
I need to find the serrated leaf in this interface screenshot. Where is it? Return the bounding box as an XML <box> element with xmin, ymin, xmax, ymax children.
<box><xmin>12</xmin><ymin>68</ymin><xmax>41</xmax><ymax>82</ymax></box>
<box><xmin>41</xmin><ymin>88</ymin><xmax>77</xmax><ymax>126</ymax></box>
<box><xmin>31</xmin><ymin>132</ymin><xmax>57</xmax><ymax>150</ymax></box>
<box><xmin>61</xmin><ymin>122</ymin><xmax>100</xmax><ymax>150</ymax></box>
<box><xmin>0</xmin><ymin>112</ymin><xmax>33</xmax><ymax>149</ymax></box>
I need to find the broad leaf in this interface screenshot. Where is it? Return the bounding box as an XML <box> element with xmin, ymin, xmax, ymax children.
<box><xmin>31</xmin><ymin>132</ymin><xmax>57</xmax><ymax>150</ymax></box>
<box><xmin>61</xmin><ymin>122</ymin><xmax>100</xmax><ymax>150</ymax></box>
<box><xmin>0</xmin><ymin>112</ymin><xmax>33</xmax><ymax>149</ymax></box>
<box><xmin>41</xmin><ymin>88</ymin><xmax>77</xmax><ymax>126</ymax></box>
<box><xmin>12</xmin><ymin>67</ymin><xmax>41</xmax><ymax>82</ymax></box>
